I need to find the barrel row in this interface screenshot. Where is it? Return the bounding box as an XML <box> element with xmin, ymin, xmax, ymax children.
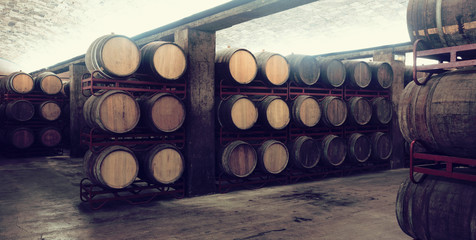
<box><xmin>0</xmin><ymin>71</ymin><xmax>64</xmax><ymax>95</ymax></box>
<box><xmin>220</xmin><ymin>131</ymin><xmax>392</xmax><ymax>178</ymax></box>
<box><xmin>0</xmin><ymin>126</ymin><xmax>62</xmax><ymax>149</ymax></box>
<box><xmin>83</xmin><ymin>144</ymin><xmax>185</xmax><ymax>189</ymax></box>
<box><xmin>0</xmin><ymin>99</ymin><xmax>63</xmax><ymax>122</ymax></box>
<box><xmin>218</xmin><ymin>94</ymin><xmax>392</xmax><ymax>131</ymax></box>
<box><xmin>216</xmin><ymin>48</ymin><xmax>393</xmax><ymax>89</ymax></box>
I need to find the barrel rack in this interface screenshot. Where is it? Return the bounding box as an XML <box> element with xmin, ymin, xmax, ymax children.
<box><xmin>409</xmin><ymin>41</ymin><xmax>476</xmax><ymax>183</ymax></box>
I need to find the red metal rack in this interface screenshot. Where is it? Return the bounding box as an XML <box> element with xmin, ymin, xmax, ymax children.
<box><xmin>288</xmin><ymin>82</ymin><xmax>343</xmax><ymax>100</ymax></box>
<box><xmin>343</xmin><ymin>86</ymin><xmax>390</xmax><ymax>100</ymax></box>
<box><xmin>218</xmin><ymin>79</ymin><xmax>288</xmax><ymax>100</ymax></box>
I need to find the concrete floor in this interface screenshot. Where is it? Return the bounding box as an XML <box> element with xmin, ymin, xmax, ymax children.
<box><xmin>0</xmin><ymin>154</ymin><xmax>411</xmax><ymax>240</ymax></box>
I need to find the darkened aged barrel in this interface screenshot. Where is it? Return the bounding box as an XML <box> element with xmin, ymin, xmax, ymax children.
<box><xmin>218</xmin><ymin>95</ymin><xmax>258</xmax><ymax>130</ymax></box>
<box><xmin>37</xmin><ymin>100</ymin><xmax>61</xmax><ymax>121</ymax></box>
<box><xmin>254</xmin><ymin>51</ymin><xmax>289</xmax><ymax>86</ymax></box>
<box><xmin>0</xmin><ymin>72</ymin><xmax>34</xmax><ymax>94</ymax></box>
<box><xmin>347</xmin><ymin>97</ymin><xmax>372</xmax><ymax>126</ymax></box>
<box><xmin>2</xmin><ymin>127</ymin><xmax>34</xmax><ymax>149</ymax></box>
<box><xmin>38</xmin><ymin>126</ymin><xmax>62</xmax><ymax>148</ymax></box>
<box><xmin>286</xmin><ymin>54</ymin><xmax>320</xmax><ymax>86</ymax></box>
<box><xmin>347</xmin><ymin>133</ymin><xmax>371</xmax><ymax>163</ymax></box>
<box><xmin>83</xmin><ymin>145</ymin><xmax>139</xmax><ymax>189</ymax></box>
<box><xmin>320</xmin><ymin>96</ymin><xmax>347</xmax><ymax>127</ymax></box>
<box><xmin>138</xmin><ymin>144</ymin><xmax>184</xmax><ymax>184</ymax></box>
<box><xmin>289</xmin><ymin>136</ymin><xmax>320</xmax><ymax>169</ymax></box>
<box><xmin>291</xmin><ymin>95</ymin><xmax>321</xmax><ymax>128</ymax></box>
<box><xmin>398</xmin><ymin>67</ymin><xmax>476</xmax><ymax>158</ymax></box>
<box><xmin>138</xmin><ymin>41</ymin><xmax>187</xmax><ymax>81</ymax></box>
<box><xmin>140</xmin><ymin>93</ymin><xmax>185</xmax><ymax>133</ymax></box>
<box><xmin>321</xmin><ymin>134</ymin><xmax>347</xmax><ymax>166</ymax></box>
<box><xmin>85</xmin><ymin>34</ymin><xmax>141</xmax><ymax>78</ymax></box>
<box><xmin>370</xmin><ymin>132</ymin><xmax>392</xmax><ymax>161</ymax></box>
<box><xmin>34</xmin><ymin>72</ymin><xmax>63</xmax><ymax>95</ymax></box>
<box><xmin>83</xmin><ymin>90</ymin><xmax>140</xmax><ymax>133</ymax></box>
<box><xmin>2</xmin><ymin>100</ymin><xmax>35</xmax><ymax>122</ymax></box>
<box><xmin>342</xmin><ymin>60</ymin><xmax>371</xmax><ymax>89</ymax></box>
<box><xmin>220</xmin><ymin>140</ymin><xmax>257</xmax><ymax>178</ymax></box>
<box><xmin>371</xmin><ymin>97</ymin><xmax>392</xmax><ymax>125</ymax></box>
<box><xmin>396</xmin><ymin>173</ymin><xmax>476</xmax><ymax>240</ymax></box>
<box><xmin>407</xmin><ymin>0</ymin><xmax>476</xmax><ymax>49</ymax></box>
<box><xmin>257</xmin><ymin>140</ymin><xmax>289</xmax><ymax>174</ymax></box>
<box><xmin>257</xmin><ymin>96</ymin><xmax>290</xmax><ymax>130</ymax></box>
<box><xmin>368</xmin><ymin>62</ymin><xmax>393</xmax><ymax>89</ymax></box>
<box><xmin>215</xmin><ymin>48</ymin><xmax>257</xmax><ymax>85</ymax></box>
<box><xmin>318</xmin><ymin>59</ymin><xmax>346</xmax><ymax>88</ymax></box>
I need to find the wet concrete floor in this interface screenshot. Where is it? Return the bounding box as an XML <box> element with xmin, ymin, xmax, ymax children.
<box><xmin>0</xmin><ymin>155</ymin><xmax>411</xmax><ymax>240</ymax></box>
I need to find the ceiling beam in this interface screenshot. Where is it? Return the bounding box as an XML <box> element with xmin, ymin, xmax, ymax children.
<box><xmin>315</xmin><ymin>42</ymin><xmax>413</xmax><ymax>60</ymax></box>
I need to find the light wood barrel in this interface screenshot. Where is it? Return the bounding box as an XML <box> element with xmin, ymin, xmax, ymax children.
<box><xmin>257</xmin><ymin>140</ymin><xmax>289</xmax><ymax>174</ymax></box>
<box><xmin>286</xmin><ymin>54</ymin><xmax>320</xmax><ymax>86</ymax></box>
<box><xmin>321</xmin><ymin>134</ymin><xmax>347</xmax><ymax>167</ymax></box>
<box><xmin>218</xmin><ymin>95</ymin><xmax>258</xmax><ymax>130</ymax></box>
<box><xmin>291</xmin><ymin>95</ymin><xmax>321</xmax><ymax>128</ymax></box>
<box><xmin>83</xmin><ymin>90</ymin><xmax>140</xmax><ymax>133</ymax></box>
<box><xmin>215</xmin><ymin>48</ymin><xmax>257</xmax><ymax>85</ymax></box>
<box><xmin>140</xmin><ymin>93</ymin><xmax>185</xmax><ymax>133</ymax></box>
<box><xmin>347</xmin><ymin>133</ymin><xmax>371</xmax><ymax>163</ymax></box>
<box><xmin>83</xmin><ymin>145</ymin><xmax>139</xmax><ymax>189</ymax></box>
<box><xmin>342</xmin><ymin>60</ymin><xmax>371</xmax><ymax>89</ymax></box>
<box><xmin>257</xmin><ymin>96</ymin><xmax>290</xmax><ymax>130</ymax></box>
<box><xmin>289</xmin><ymin>136</ymin><xmax>320</xmax><ymax>169</ymax></box>
<box><xmin>34</xmin><ymin>72</ymin><xmax>63</xmax><ymax>95</ymax></box>
<box><xmin>38</xmin><ymin>126</ymin><xmax>62</xmax><ymax>148</ymax></box>
<box><xmin>2</xmin><ymin>100</ymin><xmax>35</xmax><ymax>122</ymax></box>
<box><xmin>371</xmin><ymin>97</ymin><xmax>392</xmax><ymax>125</ymax></box>
<box><xmin>370</xmin><ymin>132</ymin><xmax>392</xmax><ymax>161</ymax></box>
<box><xmin>368</xmin><ymin>62</ymin><xmax>393</xmax><ymax>89</ymax></box>
<box><xmin>85</xmin><ymin>34</ymin><xmax>141</xmax><ymax>78</ymax></box>
<box><xmin>37</xmin><ymin>100</ymin><xmax>61</xmax><ymax>121</ymax></box>
<box><xmin>347</xmin><ymin>97</ymin><xmax>372</xmax><ymax>126</ymax></box>
<box><xmin>220</xmin><ymin>140</ymin><xmax>257</xmax><ymax>178</ymax></box>
<box><xmin>0</xmin><ymin>72</ymin><xmax>34</xmax><ymax>94</ymax></box>
<box><xmin>4</xmin><ymin>127</ymin><xmax>34</xmax><ymax>149</ymax></box>
<box><xmin>318</xmin><ymin>59</ymin><xmax>346</xmax><ymax>88</ymax></box>
<box><xmin>320</xmin><ymin>96</ymin><xmax>347</xmax><ymax>127</ymax></box>
<box><xmin>139</xmin><ymin>144</ymin><xmax>184</xmax><ymax>184</ymax></box>
<box><xmin>254</xmin><ymin>51</ymin><xmax>289</xmax><ymax>86</ymax></box>
<box><xmin>138</xmin><ymin>41</ymin><xmax>187</xmax><ymax>81</ymax></box>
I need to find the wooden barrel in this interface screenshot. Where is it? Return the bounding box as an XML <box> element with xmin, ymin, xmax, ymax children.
<box><xmin>37</xmin><ymin>100</ymin><xmax>61</xmax><ymax>121</ymax></box>
<box><xmin>215</xmin><ymin>48</ymin><xmax>257</xmax><ymax>85</ymax></box>
<box><xmin>138</xmin><ymin>144</ymin><xmax>184</xmax><ymax>184</ymax></box>
<box><xmin>0</xmin><ymin>72</ymin><xmax>34</xmax><ymax>94</ymax></box>
<box><xmin>321</xmin><ymin>134</ymin><xmax>347</xmax><ymax>166</ymax></box>
<box><xmin>347</xmin><ymin>97</ymin><xmax>372</xmax><ymax>126</ymax></box>
<box><xmin>138</xmin><ymin>41</ymin><xmax>187</xmax><ymax>81</ymax></box>
<box><xmin>4</xmin><ymin>127</ymin><xmax>34</xmax><ymax>149</ymax></box>
<box><xmin>140</xmin><ymin>93</ymin><xmax>185</xmax><ymax>133</ymax></box>
<box><xmin>220</xmin><ymin>140</ymin><xmax>257</xmax><ymax>178</ymax></box>
<box><xmin>407</xmin><ymin>0</ymin><xmax>476</xmax><ymax>50</ymax></box>
<box><xmin>396</xmin><ymin>173</ymin><xmax>476</xmax><ymax>240</ymax></box>
<box><xmin>257</xmin><ymin>96</ymin><xmax>290</xmax><ymax>130</ymax></box>
<box><xmin>289</xmin><ymin>136</ymin><xmax>320</xmax><ymax>169</ymax></box>
<box><xmin>347</xmin><ymin>133</ymin><xmax>371</xmax><ymax>163</ymax></box>
<box><xmin>371</xmin><ymin>97</ymin><xmax>392</xmax><ymax>125</ymax></box>
<box><xmin>318</xmin><ymin>59</ymin><xmax>346</xmax><ymax>88</ymax></box>
<box><xmin>257</xmin><ymin>140</ymin><xmax>289</xmax><ymax>174</ymax></box>
<box><xmin>342</xmin><ymin>60</ymin><xmax>371</xmax><ymax>89</ymax></box>
<box><xmin>83</xmin><ymin>145</ymin><xmax>139</xmax><ymax>189</ymax></box>
<box><xmin>370</xmin><ymin>132</ymin><xmax>392</xmax><ymax>161</ymax></box>
<box><xmin>34</xmin><ymin>72</ymin><xmax>63</xmax><ymax>95</ymax></box>
<box><xmin>320</xmin><ymin>96</ymin><xmax>347</xmax><ymax>127</ymax></box>
<box><xmin>38</xmin><ymin>126</ymin><xmax>62</xmax><ymax>148</ymax></box>
<box><xmin>3</xmin><ymin>100</ymin><xmax>35</xmax><ymax>122</ymax></box>
<box><xmin>254</xmin><ymin>51</ymin><xmax>289</xmax><ymax>86</ymax></box>
<box><xmin>291</xmin><ymin>95</ymin><xmax>321</xmax><ymax>128</ymax></box>
<box><xmin>83</xmin><ymin>90</ymin><xmax>140</xmax><ymax>133</ymax></box>
<box><xmin>61</xmin><ymin>81</ymin><xmax>70</xmax><ymax>97</ymax></box>
<box><xmin>286</xmin><ymin>54</ymin><xmax>320</xmax><ymax>86</ymax></box>
<box><xmin>398</xmin><ymin>67</ymin><xmax>476</xmax><ymax>158</ymax></box>
<box><xmin>368</xmin><ymin>62</ymin><xmax>393</xmax><ymax>89</ymax></box>
<box><xmin>85</xmin><ymin>34</ymin><xmax>141</xmax><ymax>78</ymax></box>
<box><xmin>218</xmin><ymin>95</ymin><xmax>258</xmax><ymax>130</ymax></box>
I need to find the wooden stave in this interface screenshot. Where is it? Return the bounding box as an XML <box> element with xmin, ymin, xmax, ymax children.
<box><xmin>254</xmin><ymin>51</ymin><xmax>290</xmax><ymax>86</ymax></box>
<box><xmin>220</xmin><ymin>140</ymin><xmax>257</xmax><ymax>178</ymax></box>
<box><xmin>257</xmin><ymin>95</ymin><xmax>290</xmax><ymax>130</ymax></box>
<box><xmin>217</xmin><ymin>94</ymin><xmax>258</xmax><ymax>130</ymax></box>
<box><xmin>371</xmin><ymin>97</ymin><xmax>393</xmax><ymax>125</ymax></box>
<box><xmin>139</xmin><ymin>92</ymin><xmax>186</xmax><ymax>133</ymax></box>
<box><xmin>138</xmin><ymin>41</ymin><xmax>187</xmax><ymax>81</ymax></box>
<box><xmin>291</xmin><ymin>95</ymin><xmax>321</xmax><ymax>128</ymax></box>
<box><xmin>370</xmin><ymin>131</ymin><xmax>392</xmax><ymax>161</ymax></box>
<box><xmin>321</xmin><ymin>134</ymin><xmax>347</xmax><ymax>167</ymax></box>
<box><xmin>289</xmin><ymin>136</ymin><xmax>321</xmax><ymax>169</ymax></box>
<box><xmin>342</xmin><ymin>60</ymin><xmax>372</xmax><ymax>89</ymax></box>
<box><xmin>347</xmin><ymin>96</ymin><xmax>372</xmax><ymax>126</ymax></box>
<box><xmin>257</xmin><ymin>139</ymin><xmax>289</xmax><ymax>174</ymax></box>
<box><xmin>347</xmin><ymin>133</ymin><xmax>372</xmax><ymax>163</ymax></box>
<box><xmin>285</xmin><ymin>54</ymin><xmax>320</xmax><ymax>86</ymax></box>
<box><xmin>34</xmin><ymin>72</ymin><xmax>63</xmax><ymax>95</ymax></box>
<box><xmin>138</xmin><ymin>144</ymin><xmax>185</xmax><ymax>184</ymax></box>
<box><xmin>0</xmin><ymin>72</ymin><xmax>34</xmax><ymax>94</ymax></box>
<box><xmin>37</xmin><ymin>100</ymin><xmax>62</xmax><ymax>121</ymax></box>
<box><xmin>37</xmin><ymin>126</ymin><xmax>62</xmax><ymax>148</ymax></box>
<box><xmin>318</xmin><ymin>59</ymin><xmax>346</xmax><ymax>88</ymax></box>
<box><xmin>4</xmin><ymin>99</ymin><xmax>35</xmax><ymax>122</ymax></box>
<box><xmin>215</xmin><ymin>48</ymin><xmax>258</xmax><ymax>85</ymax></box>
<box><xmin>3</xmin><ymin>127</ymin><xmax>35</xmax><ymax>149</ymax></box>
<box><xmin>368</xmin><ymin>61</ymin><xmax>393</xmax><ymax>89</ymax></box>
<box><xmin>320</xmin><ymin>96</ymin><xmax>348</xmax><ymax>127</ymax></box>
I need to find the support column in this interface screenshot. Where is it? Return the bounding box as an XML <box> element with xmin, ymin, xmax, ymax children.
<box><xmin>175</xmin><ymin>28</ymin><xmax>216</xmax><ymax>196</ymax></box>
<box><xmin>69</xmin><ymin>63</ymin><xmax>88</xmax><ymax>158</ymax></box>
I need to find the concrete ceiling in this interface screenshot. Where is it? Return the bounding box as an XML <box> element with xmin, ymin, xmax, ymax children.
<box><xmin>0</xmin><ymin>0</ymin><xmax>410</xmax><ymax>72</ymax></box>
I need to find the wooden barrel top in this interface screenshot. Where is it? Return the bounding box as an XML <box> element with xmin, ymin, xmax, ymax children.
<box><xmin>101</xmin><ymin>36</ymin><xmax>141</xmax><ymax>77</ymax></box>
<box><xmin>350</xmin><ymin>61</ymin><xmax>371</xmax><ymax>88</ymax></box>
<box><xmin>10</xmin><ymin>128</ymin><xmax>34</xmax><ymax>149</ymax></box>
<box><xmin>226</xmin><ymin>142</ymin><xmax>257</xmax><ymax>177</ymax></box>
<box><xmin>230</xmin><ymin>97</ymin><xmax>258</xmax><ymax>130</ymax></box>
<box><xmin>153</xmin><ymin>43</ymin><xmax>187</xmax><ymax>80</ymax></box>
<box><xmin>150</xmin><ymin>147</ymin><xmax>184</xmax><ymax>184</ymax></box>
<box><xmin>11</xmin><ymin>73</ymin><xmax>34</xmax><ymax>94</ymax></box>
<box><xmin>349</xmin><ymin>97</ymin><xmax>372</xmax><ymax>125</ymax></box>
<box><xmin>40</xmin><ymin>101</ymin><xmax>61</xmax><ymax>121</ymax></box>
<box><xmin>266</xmin><ymin>98</ymin><xmax>290</xmax><ymax>130</ymax></box>
<box><xmin>264</xmin><ymin>54</ymin><xmax>289</xmax><ymax>85</ymax></box>
<box><xmin>98</xmin><ymin>92</ymin><xmax>140</xmax><ymax>133</ymax></box>
<box><xmin>39</xmin><ymin>74</ymin><xmax>62</xmax><ymax>95</ymax></box>
<box><xmin>100</xmin><ymin>149</ymin><xmax>138</xmax><ymax>189</ymax></box>
<box><xmin>323</xmin><ymin>97</ymin><xmax>347</xmax><ymax>127</ymax></box>
<box><xmin>150</xmin><ymin>95</ymin><xmax>185</xmax><ymax>132</ymax></box>
<box><xmin>261</xmin><ymin>141</ymin><xmax>288</xmax><ymax>174</ymax></box>
<box><xmin>297</xmin><ymin>96</ymin><xmax>321</xmax><ymax>127</ymax></box>
<box><xmin>228</xmin><ymin>50</ymin><xmax>258</xmax><ymax>84</ymax></box>
<box><xmin>39</xmin><ymin>127</ymin><xmax>62</xmax><ymax>147</ymax></box>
